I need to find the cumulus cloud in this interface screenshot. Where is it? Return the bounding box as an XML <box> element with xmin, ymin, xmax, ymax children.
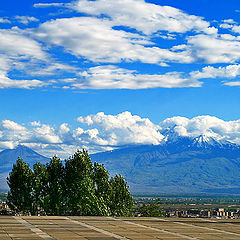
<box><xmin>69</xmin><ymin>0</ymin><xmax>216</xmax><ymax>35</ymax></box>
<box><xmin>70</xmin><ymin>65</ymin><xmax>201</xmax><ymax>89</ymax></box>
<box><xmin>0</xmin><ymin>120</ymin><xmax>30</xmax><ymax>145</ymax></box>
<box><xmin>35</xmin><ymin>17</ymin><xmax>193</xmax><ymax>64</ymax></box>
<box><xmin>0</xmin><ymin>121</ymin><xmax>62</xmax><ymax>151</ymax></box>
<box><xmin>32</xmin><ymin>124</ymin><xmax>62</xmax><ymax>144</ymax></box>
<box><xmin>159</xmin><ymin>115</ymin><xmax>240</xmax><ymax>143</ymax></box>
<box><xmin>2</xmin><ymin>120</ymin><xmax>27</xmax><ymax>131</ymax></box>
<box><xmin>190</xmin><ymin>64</ymin><xmax>240</xmax><ymax>79</ymax></box>
<box><xmin>0</xmin><ymin>113</ymin><xmax>240</xmax><ymax>157</ymax></box>
<box><xmin>77</xmin><ymin>111</ymin><xmax>164</xmax><ymax>146</ymax></box>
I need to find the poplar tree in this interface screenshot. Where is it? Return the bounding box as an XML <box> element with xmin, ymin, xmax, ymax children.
<box><xmin>7</xmin><ymin>157</ymin><xmax>33</xmax><ymax>214</ymax></box>
<box><xmin>65</xmin><ymin>150</ymin><xmax>109</xmax><ymax>216</ymax></box>
<box><xmin>44</xmin><ymin>156</ymin><xmax>65</xmax><ymax>215</ymax></box>
<box><xmin>7</xmin><ymin>150</ymin><xmax>134</xmax><ymax>216</ymax></box>
<box><xmin>32</xmin><ymin>162</ymin><xmax>48</xmax><ymax>215</ymax></box>
<box><xmin>109</xmin><ymin>175</ymin><xmax>134</xmax><ymax>217</ymax></box>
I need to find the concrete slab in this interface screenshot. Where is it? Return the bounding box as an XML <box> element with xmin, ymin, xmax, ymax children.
<box><xmin>2</xmin><ymin>216</ymin><xmax>240</xmax><ymax>239</ymax></box>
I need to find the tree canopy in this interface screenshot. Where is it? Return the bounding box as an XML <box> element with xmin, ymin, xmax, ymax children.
<box><xmin>7</xmin><ymin>150</ymin><xmax>134</xmax><ymax>216</ymax></box>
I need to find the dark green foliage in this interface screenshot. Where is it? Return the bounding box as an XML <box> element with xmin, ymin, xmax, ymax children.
<box><xmin>7</xmin><ymin>150</ymin><xmax>133</xmax><ymax>216</ymax></box>
<box><xmin>136</xmin><ymin>203</ymin><xmax>163</xmax><ymax>217</ymax></box>
<box><xmin>44</xmin><ymin>156</ymin><xmax>65</xmax><ymax>215</ymax></box>
<box><xmin>109</xmin><ymin>175</ymin><xmax>134</xmax><ymax>216</ymax></box>
<box><xmin>65</xmin><ymin>150</ymin><xmax>108</xmax><ymax>216</ymax></box>
<box><xmin>7</xmin><ymin>157</ymin><xmax>33</xmax><ymax>214</ymax></box>
<box><xmin>32</xmin><ymin>162</ymin><xmax>48</xmax><ymax>215</ymax></box>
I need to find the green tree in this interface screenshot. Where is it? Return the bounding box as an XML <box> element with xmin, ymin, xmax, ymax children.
<box><xmin>32</xmin><ymin>162</ymin><xmax>48</xmax><ymax>215</ymax></box>
<box><xmin>44</xmin><ymin>156</ymin><xmax>65</xmax><ymax>215</ymax></box>
<box><xmin>65</xmin><ymin>150</ymin><xmax>109</xmax><ymax>216</ymax></box>
<box><xmin>93</xmin><ymin>162</ymin><xmax>111</xmax><ymax>215</ymax></box>
<box><xmin>109</xmin><ymin>174</ymin><xmax>134</xmax><ymax>217</ymax></box>
<box><xmin>7</xmin><ymin>149</ymin><xmax>134</xmax><ymax>217</ymax></box>
<box><xmin>93</xmin><ymin>162</ymin><xmax>110</xmax><ymax>201</ymax></box>
<box><xmin>7</xmin><ymin>157</ymin><xmax>33</xmax><ymax>214</ymax></box>
<box><xmin>136</xmin><ymin>203</ymin><xmax>163</xmax><ymax>217</ymax></box>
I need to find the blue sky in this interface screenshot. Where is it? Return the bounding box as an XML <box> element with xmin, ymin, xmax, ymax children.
<box><xmin>0</xmin><ymin>0</ymin><xmax>240</xmax><ymax>157</ymax></box>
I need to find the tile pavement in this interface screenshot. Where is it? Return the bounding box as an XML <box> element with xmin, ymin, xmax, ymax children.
<box><xmin>1</xmin><ymin>216</ymin><xmax>240</xmax><ymax>239</ymax></box>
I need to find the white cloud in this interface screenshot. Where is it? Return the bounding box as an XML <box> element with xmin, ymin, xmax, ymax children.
<box><xmin>224</xmin><ymin>81</ymin><xmax>240</xmax><ymax>86</ymax></box>
<box><xmin>2</xmin><ymin>120</ymin><xmax>27</xmax><ymax>131</ymax></box>
<box><xmin>190</xmin><ymin>64</ymin><xmax>240</xmax><ymax>79</ymax></box>
<box><xmin>187</xmin><ymin>34</ymin><xmax>240</xmax><ymax>63</ymax></box>
<box><xmin>0</xmin><ymin>120</ymin><xmax>30</xmax><ymax>145</ymax></box>
<box><xmin>223</xmin><ymin>19</ymin><xmax>236</xmax><ymax>24</ymax></box>
<box><xmin>32</xmin><ymin>124</ymin><xmax>62</xmax><ymax>144</ymax></box>
<box><xmin>220</xmin><ymin>23</ymin><xmax>233</xmax><ymax>29</ymax></box>
<box><xmin>71</xmin><ymin>65</ymin><xmax>201</xmax><ymax>89</ymax></box>
<box><xmin>0</xmin><ymin>18</ymin><xmax>10</xmax><ymax>23</ymax></box>
<box><xmin>0</xmin><ymin>121</ymin><xmax>62</xmax><ymax>150</ymax></box>
<box><xmin>0</xmin><ymin>113</ymin><xmax>240</xmax><ymax>157</ymax></box>
<box><xmin>219</xmin><ymin>19</ymin><xmax>240</xmax><ymax>34</ymax></box>
<box><xmin>33</xmin><ymin>3</ymin><xmax>65</xmax><ymax>8</ymax></box>
<box><xmin>77</xmin><ymin>111</ymin><xmax>164</xmax><ymax>146</ymax></box>
<box><xmin>27</xmin><ymin>63</ymin><xmax>78</xmax><ymax>76</ymax></box>
<box><xmin>30</xmin><ymin>121</ymin><xmax>41</xmax><ymax>127</ymax></box>
<box><xmin>15</xmin><ymin>16</ymin><xmax>39</xmax><ymax>25</ymax></box>
<box><xmin>0</xmin><ymin>28</ymin><xmax>50</xmax><ymax>89</ymax></box>
<box><xmin>160</xmin><ymin>115</ymin><xmax>240</xmax><ymax>143</ymax></box>
<box><xmin>35</xmin><ymin>17</ymin><xmax>193</xmax><ymax>64</ymax></box>
<box><xmin>69</xmin><ymin>0</ymin><xmax>216</xmax><ymax>35</ymax></box>
<box><xmin>0</xmin><ymin>28</ymin><xmax>74</xmax><ymax>89</ymax></box>
<box><xmin>0</xmin><ymin>29</ymin><xmax>46</xmax><ymax>60</ymax></box>
<box><xmin>0</xmin><ymin>70</ymin><xmax>47</xmax><ymax>89</ymax></box>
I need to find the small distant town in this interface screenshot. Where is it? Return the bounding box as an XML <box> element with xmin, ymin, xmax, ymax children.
<box><xmin>2</xmin><ymin>192</ymin><xmax>240</xmax><ymax>219</ymax></box>
<box><xmin>133</xmin><ymin>196</ymin><xmax>240</xmax><ymax>219</ymax></box>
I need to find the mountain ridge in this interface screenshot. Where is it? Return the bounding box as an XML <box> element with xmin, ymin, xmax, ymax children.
<box><xmin>1</xmin><ymin>136</ymin><xmax>240</xmax><ymax>194</ymax></box>
<box><xmin>91</xmin><ymin>135</ymin><xmax>240</xmax><ymax>195</ymax></box>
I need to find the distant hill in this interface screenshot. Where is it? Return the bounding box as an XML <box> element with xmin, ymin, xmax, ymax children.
<box><xmin>0</xmin><ymin>145</ymin><xmax>49</xmax><ymax>190</ymax></box>
<box><xmin>91</xmin><ymin>135</ymin><xmax>240</xmax><ymax>195</ymax></box>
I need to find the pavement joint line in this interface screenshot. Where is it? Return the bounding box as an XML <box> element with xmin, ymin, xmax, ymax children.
<box><xmin>198</xmin><ymin>218</ymin><xmax>240</xmax><ymax>231</ymax></box>
<box><xmin>64</xmin><ymin>217</ymin><xmax>130</xmax><ymax>240</ymax></box>
<box><xmin>13</xmin><ymin>216</ymin><xmax>54</xmax><ymax>240</ymax></box>
<box><xmin>199</xmin><ymin>218</ymin><xmax>238</xmax><ymax>225</ymax></box>
<box><xmin>154</xmin><ymin>218</ymin><xmax>240</xmax><ymax>237</ymax></box>
<box><xmin>1</xmin><ymin>225</ymin><xmax>13</xmax><ymax>240</ymax></box>
<box><xmin>107</xmin><ymin>217</ymin><xmax>199</xmax><ymax>240</ymax></box>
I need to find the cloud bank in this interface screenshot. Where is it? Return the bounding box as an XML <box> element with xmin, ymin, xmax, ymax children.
<box><xmin>0</xmin><ymin>112</ymin><xmax>240</xmax><ymax>158</ymax></box>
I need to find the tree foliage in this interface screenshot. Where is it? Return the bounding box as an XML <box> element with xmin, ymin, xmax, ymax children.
<box><xmin>7</xmin><ymin>150</ymin><xmax>134</xmax><ymax>216</ymax></box>
<box><xmin>7</xmin><ymin>157</ymin><xmax>33</xmax><ymax>214</ymax></box>
<box><xmin>135</xmin><ymin>203</ymin><xmax>164</xmax><ymax>217</ymax></box>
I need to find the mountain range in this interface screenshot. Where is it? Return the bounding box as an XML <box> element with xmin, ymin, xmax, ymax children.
<box><xmin>91</xmin><ymin>135</ymin><xmax>240</xmax><ymax>195</ymax></box>
<box><xmin>1</xmin><ymin>136</ymin><xmax>240</xmax><ymax>195</ymax></box>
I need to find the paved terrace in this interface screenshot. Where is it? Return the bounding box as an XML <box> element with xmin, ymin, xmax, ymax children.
<box><xmin>1</xmin><ymin>216</ymin><xmax>240</xmax><ymax>240</ymax></box>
